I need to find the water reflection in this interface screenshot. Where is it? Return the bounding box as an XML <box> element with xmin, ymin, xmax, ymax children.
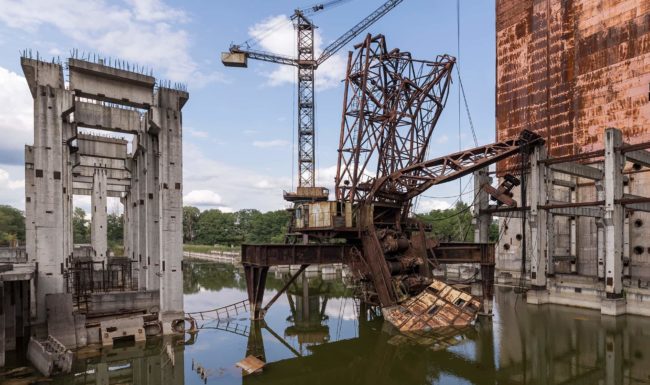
<box><xmin>10</xmin><ymin>260</ymin><xmax>650</xmax><ymax>385</ymax></box>
<box><xmin>49</xmin><ymin>337</ymin><xmax>185</xmax><ymax>385</ymax></box>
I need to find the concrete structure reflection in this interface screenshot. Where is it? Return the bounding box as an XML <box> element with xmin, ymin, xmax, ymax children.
<box><xmin>66</xmin><ymin>336</ymin><xmax>184</xmax><ymax>385</ymax></box>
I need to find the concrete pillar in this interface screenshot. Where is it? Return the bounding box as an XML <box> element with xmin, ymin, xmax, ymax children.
<box><xmin>91</xmin><ymin>168</ymin><xmax>108</xmax><ymax>267</ymax></box>
<box><xmin>21</xmin><ymin>58</ymin><xmax>70</xmax><ymax>325</ymax></box>
<box><xmin>152</xmin><ymin>88</ymin><xmax>188</xmax><ymax>332</ymax></box>
<box><xmin>622</xmin><ymin>182</ymin><xmax>631</xmax><ymax>277</ymax></box>
<box><xmin>473</xmin><ymin>168</ymin><xmax>490</xmax><ymax>243</ymax></box>
<box><xmin>596</xmin><ymin>181</ymin><xmax>606</xmax><ymax>280</ymax></box>
<box><xmin>569</xmin><ymin>184</ymin><xmax>577</xmax><ymax>274</ymax></box>
<box><xmin>145</xmin><ymin>132</ymin><xmax>161</xmax><ymax>292</ymax></box>
<box><xmin>603</xmin><ymin>128</ymin><xmax>624</xmax><ymax>298</ymax></box>
<box><xmin>529</xmin><ymin>146</ymin><xmax>548</xmax><ymax>288</ymax></box>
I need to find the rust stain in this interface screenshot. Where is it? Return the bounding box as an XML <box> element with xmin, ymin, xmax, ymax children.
<box><xmin>496</xmin><ymin>0</ymin><xmax>650</xmax><ymax>172</ymax></box>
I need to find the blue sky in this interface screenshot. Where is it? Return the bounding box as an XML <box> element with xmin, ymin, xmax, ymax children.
<box><xmin>0</xmin><ymin>0</ymin><xmax>496</xmax><ymax>213</ymax></box>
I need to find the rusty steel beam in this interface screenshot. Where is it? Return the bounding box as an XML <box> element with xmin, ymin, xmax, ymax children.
<box><xmin>368</xmin><ymin>130</ymin><xmax>543</xmax><ymax>203</ymax></box>
<box><xmin>435</xmin><ymin>242</ymin><xmax>495</xmax><ymax>265</ymax></box>
<box><xmin>241</xmin><ymin>244</ymin><xmax>352</xmax><ymax>267</ymax></box>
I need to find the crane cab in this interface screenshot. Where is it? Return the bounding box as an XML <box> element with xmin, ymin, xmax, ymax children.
<box><xmin>293</xmin><ymin>200</ymin><xmax>353</xmax><ymax>230</ymax></box>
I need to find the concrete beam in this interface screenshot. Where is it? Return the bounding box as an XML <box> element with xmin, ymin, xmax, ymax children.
<box><xmin>72</xmin><ymin>165</ymin><xmax>130</xmax><ymax>180</ymax></box>
<box><xmin>552</xmin><ymin>178</ymin><xmax>576</xmax><ymax>188</ymax></box>
<box><xmin>73</xmin><ymin>175</ymin><xmax>130</xmax><ymax>186</ymax></box>
<box><xmin>549</xmin><ymin>162</ymin><xmax>603</xmax><ymax>180</ymax></box>
<box><xmin>77</xmin><ymin>132</ymin><xmax>128</xmax><ymax>159</ymax></box>
<box><xmin>549</xmin><ymin>206</ymin><xmax>603</xmax><ymax>218</ymax></box>
<box><xmin>624</xmin><ymin>149</ymin><xmax>650</xmax><ymax>168</ymax></box>
<box><xmin>75</xmin><ymin>101</ymin><xmax>142</xmax><ymax>133</ymax></box>
<box><xmin>68</xmin><ymin>58</ymin><xmax>155</xmax><ymax>108</ymax></box>
<box><xmin>73</xmin><ymin>181</ymin><xmax>128</xmax><ymax>192</ymax></box>
<box><xmin>74</xmin><ymin>154</ymin><xmax>128</xmax><ymax>171</ymax></box>
<box><xmin>72</xmin><ymin>188</ymin><xmax>123</xmax><ymax>198</ymax></box>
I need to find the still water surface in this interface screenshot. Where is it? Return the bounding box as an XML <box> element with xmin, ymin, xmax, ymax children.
<box><xmin>12</xmin><ymin>260</ymin><xmax>650</xmax><ymax>384</ymax></box>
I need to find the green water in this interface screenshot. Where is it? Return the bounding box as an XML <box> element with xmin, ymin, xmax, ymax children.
<box><xmin>6</xmin><ymin>260</ymin><xmax>650</xmax><ymax>384</ymax></box>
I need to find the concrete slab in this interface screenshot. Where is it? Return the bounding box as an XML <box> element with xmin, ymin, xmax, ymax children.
<box><xmin>100</xmin><ymin>315</ymin><xmax>146</xmax><ymax>346</ymax></box>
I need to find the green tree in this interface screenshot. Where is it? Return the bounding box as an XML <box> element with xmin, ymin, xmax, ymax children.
<box><xmin>183</xmin><ymin>206</ymin><xmax>201</xmax><ymax>243</ymax></box>
<box><xmin>73</xmin><ymin>207</ymin><xmax>90</xmax><ymax>244</ymax></box>
<box><xmin>194</xmin><ymin>209</ymin><xmax>238</xmax><ymax>245</ymax></box>
<box><xmin>0</xmin><ymin>205</ymin><xmax>25</xmax><ymax>246</ymax></box>
<box><xmin>417</xmin><ymin>202</ymin><xmax>473</xmax><ymax>242</ymax></box>
<box><xmin>247</xmin><ymin>209</ymin><xmax>291</xmax><ymax>244</ymax></box>
<box><xmin>107</xmin><ymin>213</ymin><xmax>124</xmax><ymax>255</ymax></box>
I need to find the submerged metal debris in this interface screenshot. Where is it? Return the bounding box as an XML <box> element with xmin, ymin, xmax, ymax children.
<box><xmin>382</xmin><ymin>279</ymin><xmax>481</xmax><ymax>332</ymax></box>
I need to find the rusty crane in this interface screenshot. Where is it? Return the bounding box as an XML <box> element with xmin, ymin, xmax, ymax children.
<box><xmin>241</xmin><ymin>34</ymin><xmax>544</xmax><ymax>330</ymax></box>
<box><xmin>222</xmin><ymin>0</ymin><xmax>404</xmax><ymax>202</ymax></box>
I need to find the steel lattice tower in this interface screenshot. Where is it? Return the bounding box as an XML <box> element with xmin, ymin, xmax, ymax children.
<box><xmin>296</xmin><ymin>13</ymin><xmax>316</xmax><ymax>187</ymax></box>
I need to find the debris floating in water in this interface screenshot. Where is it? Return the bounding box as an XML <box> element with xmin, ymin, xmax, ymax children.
<box><xmin>382</xmin><ymin>279</ymin><xmax>481</xmax><ymax>332</ymax></box>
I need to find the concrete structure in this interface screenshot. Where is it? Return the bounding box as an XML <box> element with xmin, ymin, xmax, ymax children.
<box><xmin>490</xmin><ymin>0</ymin><xmax>650</xmax><ymax>315</ymax></box>
<box><xmin>12</xmin><ymin>52</ymin><xmax>187</xmax><ymax>352</ymax></box>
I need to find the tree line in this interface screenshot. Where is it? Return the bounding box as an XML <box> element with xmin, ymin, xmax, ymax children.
<box><xmin>183</xmin><ymin>207</ymin><xmax>291</xmax><ymax>245</ymax></box>
<box><xmin>0</xmin><ymin>202</ymin><xmax>497</xmax><ymax>249</ymax></box>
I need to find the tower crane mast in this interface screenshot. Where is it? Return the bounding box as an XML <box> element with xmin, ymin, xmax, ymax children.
<box><xmin>222</xmin><ymin>0</ymin><xmax>404</xmax><ymax>200</ymax></box>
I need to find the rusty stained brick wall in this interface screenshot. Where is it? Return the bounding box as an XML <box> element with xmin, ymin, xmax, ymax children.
<box><xmin>496</xmin><ymin>0</ymin><xmax>650</xmax><ymax>172</ymax></box>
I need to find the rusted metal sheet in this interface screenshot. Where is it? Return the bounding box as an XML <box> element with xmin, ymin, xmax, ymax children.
<box><xmin>236</xmin><ymin>355</ymin><xmax>265</xmax><ymax>375</ymax></box>
<box><xmin>241</xmin><ymin>244</ymin><xmax>352</xmax><ymax>266</ymax></box>
<box><xmin>382</xmin><ymin>279</ymin><xmax>481</xmax><ymax>332</ymax></box>
<box><xmin>496</xmin><ymin>0</ymin><xmax>650</xmax><ymax>173</ymax></box>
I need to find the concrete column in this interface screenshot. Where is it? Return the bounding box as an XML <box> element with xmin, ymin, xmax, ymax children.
<box><xmin>623</xmin><ymin>184</ymin><xmax>630</xmax><ymax>278</ymax></box>
<box><xmin>145</xmin><ymin>132</ymin><xmax>160</xmax><ymax>292</ymax></box>
<box><xmin>569</xmin><ymin>184</ymin><xmax>577</xmax><ymax>274</ymax></box>
<box><xmin>473</xmin><ymin>168</ymin><xmax>490</xmax><ymax>243</ymax></box>
<box><xmin>91</xmin><ymin>168</ymin><xmax>108</xmax><ymax>267</ymax></box>
<box><xmin>596</xmin><ymin>181</ymin><xmax>606</xmax><ymax>280</ymax></box>
<box><xmin>152</xmin><ymin>88</ymin><xmax>188</xmax><ymax>332</ymax></box>
<box><xmin>529</xmin><ymin>146</ymin><xmax>548</xmax><ymax>288</ymax></box>
<box><xmin>603</xmin><ymin>128</ymin><xmax>624</xmax><ymax>298</ymax></box>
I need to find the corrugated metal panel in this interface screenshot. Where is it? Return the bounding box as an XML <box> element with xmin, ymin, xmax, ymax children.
<box><xmin>497</xmin><ymin>0</ymin><xmax>650</xmax><ymax>172</ymax></box>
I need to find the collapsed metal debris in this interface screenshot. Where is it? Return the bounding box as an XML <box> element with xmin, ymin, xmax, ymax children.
<box><xmin>382</xmin><ymin>279</ymin><xmax>481</xmax><ymax>332</ymax></box>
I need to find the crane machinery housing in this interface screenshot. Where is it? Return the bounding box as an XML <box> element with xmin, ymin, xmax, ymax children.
<box><xmin>222</xmin><ymin>0</ymin><xmax>404</xmax><ymax>204</ymax></box>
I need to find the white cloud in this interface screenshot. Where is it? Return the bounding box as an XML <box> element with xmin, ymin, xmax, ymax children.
<box><xmin>183</xmin><ymin>190</ymin><xmax>223</xmax><ymax>206</ymax></box>
<box><xmin>0</xmin><ymin>0</ymin><xmax>223</xmax><ymax>87</ymax></box>
<box><xmin>0</xmin><ymin>169</ymin><xmax>24</xmax><ymax>190</ymax></box>
<box><xmin>247</xmin><ymin>14</ymin><xmax>346</xmax><ymax>89</ymax></box>
<box><xmin>0</xmin><ymin>166</ymin><xmax>25</xmax><ymax>209</ymax></box>
<box><xmin>414</xmin><ymin>198</ymin><xmax>452</xmax><ymax>214</ymax></box>
<box><xmin>187</xmin><ymin>128</ymin><xmax>209</xmax><ymax>138</ymax></box>
<box><xmin>252</xmin><ymin>139</ymin><xmax>290</xmax><ymax>148</ymax></box>
<box><xmin>0</xmin><ymin>67</ymin><xmax>33</xmax><ymax>162</ymax></box>
<box><xmin>183</xmin><ymin>142</ymin><xmax>291</xmax><ymax>212</ymax></box>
